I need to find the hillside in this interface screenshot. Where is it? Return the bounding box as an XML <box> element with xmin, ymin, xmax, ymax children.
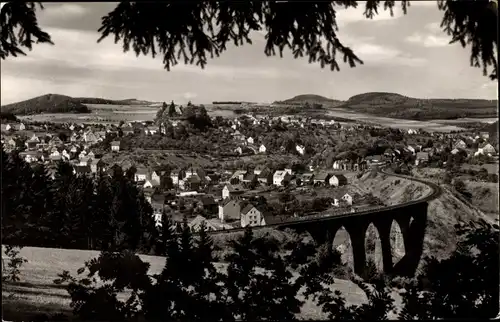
<box><xmin>339</xmin><ymin>92</ymin><xmax>498</xmax><ymax>121</ymax></box>
<box><xmin>1</xmin><ymin>94</ymin><xmax>90</xmax><ymax>115</ymax></box>
<box><xmin>275</xmin><ymin>94</ymin><xmax>344</xmax><ymax>107</ymax></box>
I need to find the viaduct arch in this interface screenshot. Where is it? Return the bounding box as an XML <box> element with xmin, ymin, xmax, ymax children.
<box><xmin>277</xmin><ymin>201</ymin><xmax>429</xmax><ymax>277</ymax></box>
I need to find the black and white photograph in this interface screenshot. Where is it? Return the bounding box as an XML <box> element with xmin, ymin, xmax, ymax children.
<box><xmin>1</xmin><ymin>1</ymin><xmax>499</xmax><ymax>321</ymax></box>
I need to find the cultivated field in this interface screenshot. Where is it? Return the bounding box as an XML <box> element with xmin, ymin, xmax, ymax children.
<box><xmin>1</xmin><ymin>245</ymin><xmax>402</xmax><ymax>320</ymax></box>
<box><xmin>326</xmin><ymin>109</ymin><xmax>466</xmax><ymax>132</ymax></box>
<box><xmin>17</xmin><ymin>104</ymin><xmax>158</xmax><ymax>125</ymax></box>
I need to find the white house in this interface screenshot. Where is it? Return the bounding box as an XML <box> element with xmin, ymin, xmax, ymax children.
<box><xmin>407</xmin><ymin>129</ymin><xmax>417</xmax><ymax>135</ymax></box>
<box><xmin>111</xmin><ymin>141</ymin><xmax>121</xmax><ymax>152</ymax></box>
<box><xmin>476</xmin><ymin>143</ymin><xmax>497</xmax><ymax>156</ymax></box>
<box><xmin>240</xmin><ymin>204</ymin><xmax>265</xmax><ymax>228</ymax></box>
<box><xmin>235</xmin><ymin>147</ymin><xmax>243</xmax><ymax>155</ymax></box>
<box><xmin>296</xmin><ymin>145</ymin><xmax>305</xmax><ymax>155</ymax></box>
<box><xmin>5</xmin><ymin>124</ymin><xmax>12</xmax><ymax>131</ymax></box>
<box><xmin>259</xmin><ymin>144</ymin><xmax>267</xmax><ymax>154</ymax></box>
<box><xmin>407</xmin><ymin>145</ymin><xmax>416</xmax><ymax>154</ymax></box>
<box><xmin>273</xmin><ymin>170</ymin><xmax>289</xmax><ymax>186</ymax></box>
<box><xmin>342</xmin><ymin>193</ymin><xmax>353</xmax><ymax>205</ymax></box>
<box><xmin>135</xmin><ymin>168</ymin><xmax>149</xmax><ymax>182</ymax></box>
<box><xmin>247</xmin><ymin>137</ymin><xmax>254</xmax><ymax>144</ymax></box>
<box><xmin>19</xmin><ymin>123</ymin><xmax>26</xmax><ymax>131</ymax></box>
<box><xmin>171</xmin><ymin>170</ymin><xmax>180</xmax><ymax>185</ymax></box>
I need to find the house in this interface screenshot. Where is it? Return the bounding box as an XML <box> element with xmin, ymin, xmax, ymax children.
<box><xmin>247</xmin><ymin>137</ymin><xmax>254</xmax><ymax>144</ymax></box>
<box><xmin>171</xmin><ymin>170</ymin><xmax>181</xmax><ymax>185</ymax></box>
<box><xmin>415</xmin><ymin>152</ymin><xmax>430</xmax><ymax>166</ymax></box>
<box><xmin>242</xmin><ymin>173</ymin><xmax>258</xmax><ymax>184</ymax></box>
<box><xmin>454</xmin><ymin>139</ymin><xmax>467</xmax><ymax>150</ymax></box>
<box><xmin>218</xmin><ymin>198</ymin><xmax>241</xmax><ymax>223</ymax></box>
<box><xmin>83</xmin><ymin>131</ymin><xmax>98</xmax><ymax>144</ymax></box>
<box><xmin>200</xmin><ymin>195</ymin><xmax>218</xmax><ymax>214</ymax></box>
<box><xmin>342</xmin><ymin>193</ymin><xmax>353</xmax><ymax>206</ymax></box>
<box><xmin>111</xmin><ymin>141</ymin><xmax>121</xmax><ymax>152</ymax></box>
<box><xmin>186</xmin><ymin>175</ymin><xmax>202</xmax><ymax>191</ymax></box>
<box><xmin>79</xmin><ymin>157</ymin><xmax>91</xmax><ymax>166</ymax></box>
<box><xmin>451</xmin><ymin>148</ymin><xmax>460</xmax><ymax>155</ymax></box>
<box><xmin>407</xmin><ymin>129</ymin><xmax>417</xmax><ymax>135</ymax></box>
<box><xmin>222</xmin><ymin>184</ymin><xmax>245</xmax><ymax>199</ymax></box>
<box><xmin>230</xmin><ymin>170</ymin><xmax>247</xmax><ymax>183</ymax></box>
<box><xmin>329</xmin><ymin>174</ymin><xmax>348</xmax><ymax>187</ymax></box>
<box><xmin>151</xmin><ymin>170</ymin><xmax>166</xmax><ymax>185</ymax></box>
<box><xmin>296</xmin><ymin>145</ymin><xmax>305</xmax><ymax>155</ymax></box>
<box><xmin>273</xmin><ymin>170</ymin><xmax>291</xmax><ymax>186</ymax></box>
<box><xmin>313</xmin><ymin>172</ymin><xmax>331</xmax><ymax>186</ymax></box>
<box><xmin>407</xmin><ymin>145</ymin><xmax>416</xmax><ymax>154</ymax></box>
<box><xmin>70</xmin><ymin>133</ymin><xmax>79</xmax><ymax>142</ymax></box>
<box><xmin>19</xmin><ymin>151</ymin><xmax>40</xmax><ymax>163</ymax></box>
<box><xmin>299</xmin><ymin>173</ymin><xmax>314</xmax><ymax>186</ymax></box>
<box><xmin>135</xmin><ymin>167</ymin><xmax>149</xmax><ymax>182</ymax></box>
<box><xmin>90</xmin><ymin>159</ymin><xmax>104</xmax><ymax>173</ymax></box>
<box><xmin>259</xmin><ymin>144</ymin><xmax>267</xmax><ymax>154</ymax></box>
<box><xmin>73</xmin><ymin>165</ymin><xmax>92</xmax><ymax>176</ymax></box>
<box><xmin>365</xmin><ymin>155</ymin><xmax>386</xmax><ymax>167</ymax></box>
<box><xmin>477</xmin><ymin>143</ymin><xmax>497</xmax><ymax>156</ymax></box>
<box><xmin>479</xmin><ymin>131</ymin><xmax>490</xmax><ymax>139</ymax></box>
<box><xmin>253</xmin><ymin>165</ymin><xmax>267</xmax><ymax>175</ymax></box>
<box><xmin>234</xmin><ymin>147</ymin><xmax>243</xmax><ymax>155</ymax></box>
<box><xmin>5</xmin><ymin>124</ymin><xmax>12</xmax><ymax>131</ymax></box>
<box><xmin>257</xmin><ymin>168</ymin><xmax>273</xmax><ymax>185</ymax></box>
<box><xmin>150</xmin><ymin>194</ymin><xmax>166</xmax><ymax>225</ymax></box>
<box><xmin>49</xmin><ymin>136</ymin><xmax>63</xmax><ymax>146</ymax></box>
<box><xmin>240</xmin><ymin>203</ymin><xmax>265</xmax><ymax>227</ymax></box>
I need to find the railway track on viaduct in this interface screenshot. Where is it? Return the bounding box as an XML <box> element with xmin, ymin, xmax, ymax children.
<box><xmin>200</xmin><ymin>167</ymin><xmax>443</xmax><ymax>236</ymax></box>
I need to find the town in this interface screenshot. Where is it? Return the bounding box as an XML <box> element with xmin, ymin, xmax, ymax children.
<box><xmin>2</xmin><ymin>102</ymin><xmax>497</xmax><ymax>234</ymax></box>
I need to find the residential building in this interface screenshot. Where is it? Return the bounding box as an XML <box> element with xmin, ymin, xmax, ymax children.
<box><xmin>415</xmin><ymin>152</ymin><xmax>430</xmax><ymax>166</ymax></box>
<box><xmin>273</xmin><ymin>170</ymin><xmax>290</xmax><ymax>186</ymax></box>
<box><xmin>329</xmin><ymin>174</ymin><xmax>348</xmax><ymax>187</ymax></box>
<box><xmin>222</xmin><ymin>184</ymin><xmax>245</xmax><ymax>199</ymax></box>
<box><xmin>135</xmin><ymin>167</ymin><xmax>149</xmax><ymax>182</ymax></box>
<box><xmin>218</xmin><ymin>198</ymin><xmax>241</xmax><ymax>223</ymax></box>
<box><xmin>313</xmin><ymin>172</ymin><xmax>331</xmax><ymax>186</ymax></box>
<box><xmin>111</xmin><ymin>141</ymin><xmax>121</xmax><ymax>152</ymax></box>
<box><xmin>240</xmin><ymin>203</ymin><xmax>265</xmax><ymax>227</ymax></box>
<box><xmin>296</xmin><ymin>144</ymin><xmax>305</xmax><ymax>155</ymax></box>
<box><xmin>259</xmin><ymin>144</ymin><xmax>267</xmax><ymax>154</ymax></box>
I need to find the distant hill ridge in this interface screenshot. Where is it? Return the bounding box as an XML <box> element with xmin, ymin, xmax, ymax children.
<box><xmin>274</xmin><ymin>94</ymin><xmax>344</xmax><ymax>107</ymax></box>
<box><xmin>1</xmin><ymin>94</ymin><xmax>160</xmax><ymax>116</ymax></box>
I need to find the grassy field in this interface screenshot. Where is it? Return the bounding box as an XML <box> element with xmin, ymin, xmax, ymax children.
<box><xmin>16</xmin><ymin>104</ymin><xmax>158</xmax><ymax>125</ymax></box>
<box><xmin>1</xmin><ymin>245</ymin><xmax>402</xmax><ymax>320</ymax></box>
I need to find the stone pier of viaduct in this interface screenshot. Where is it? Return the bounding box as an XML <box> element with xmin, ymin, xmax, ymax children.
<box><xmin>277</xmin><ymin>201</ymin><xmax>429</xmax><ymax>278</ymax></box>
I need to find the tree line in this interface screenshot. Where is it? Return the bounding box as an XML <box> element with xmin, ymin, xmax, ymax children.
<box><xmin>1</xmin><ymin>145</ymin><xmax>158</xmax><ymax>252</ymax></box>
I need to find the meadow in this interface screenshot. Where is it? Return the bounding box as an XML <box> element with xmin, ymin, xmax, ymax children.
<box><xmin>1</xmin><ymin>245</ymin><xmax>403</xmax><ymax>320</ymax></box>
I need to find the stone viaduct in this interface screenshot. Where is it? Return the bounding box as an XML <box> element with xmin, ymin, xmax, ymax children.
<box><xmin>276</xmin><ymin>201</ymin><xmax>429</xmax><ymax>277</ymax></box>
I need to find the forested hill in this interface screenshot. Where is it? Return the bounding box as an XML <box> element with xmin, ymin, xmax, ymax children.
<box><xmin>337</xmin><ymin>92</ymin><xmax>498</xmax><ymax>120</ymax></box>
<box><xmin>1</xmin><ymin>94</ymin><xmax>90</xmax><ymax>115</ymax></box>
<box><xmin>1</xmin><ymin>94</ymin><xmax>160</xmax><ymax>115</ymax></box>
<box><xmin>274</xmin><ymin>94</ymin><xmax>344</xmax><ymax>107</ymax></box>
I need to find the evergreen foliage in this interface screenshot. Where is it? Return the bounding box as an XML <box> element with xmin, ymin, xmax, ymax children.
<box><xmin>1</xmin><ymin>146</ymin><xmax>156</xmax><ymax>252</ymax></box>
<box><xmin>1</xmin><ymin>1</ymin><xmax>497</xmax><ymax>80</ymax></box>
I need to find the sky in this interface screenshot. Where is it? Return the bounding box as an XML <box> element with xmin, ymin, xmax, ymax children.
<box><xmin>1</xmin><ymin>2</ymin><xmax>498</xmax><ymax>105</ymax></box>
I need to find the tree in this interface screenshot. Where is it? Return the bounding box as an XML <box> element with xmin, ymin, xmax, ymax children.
<box><xmin>1</xmin><ymin>1</ymin><xmax>497</xmax><ymax>80</ymax></box>
<box><xmin>399</xmin><ymin>220</ymin><xmax>499</xmax><ymax>319</ymax></box>
<box><xmin>168</xmin><ymin>101</ymin><xmax>176</xmax><ymax>117</ymax></box>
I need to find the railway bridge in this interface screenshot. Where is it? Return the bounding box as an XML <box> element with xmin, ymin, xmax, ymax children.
<box><xmin>207</xmin><ymin>168</ymin><xmax>441</xmax><ymax>278</ymax></box>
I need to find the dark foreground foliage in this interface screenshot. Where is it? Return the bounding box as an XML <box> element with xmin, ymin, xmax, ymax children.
<box><xmin>0</xmin><ymin>1</ymin><xmax>497</xmax><ymax>80</ymax></box>
<box><xmin>45</xmin><ymin>220</ymin><xmax>499</xmax><ymax>321</ymax></box>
